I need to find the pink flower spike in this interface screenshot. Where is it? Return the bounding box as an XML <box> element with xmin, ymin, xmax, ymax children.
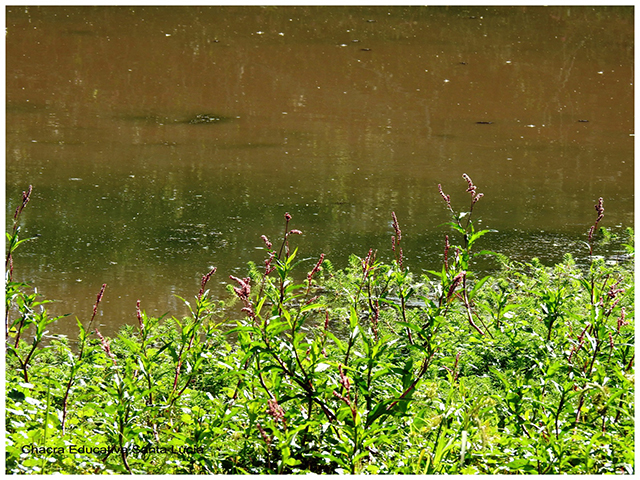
<box><xmin>438</xmin><ymin>184</ymin><xmax>454</xmax><ymax>213</ymax></box>
<box><xmin>136</xmin><ymin>300</ymin><xmax>143</xmax><ymax>331</ymax></box>
<box><xmin>198</xmin><ymin>266</ymin><xmax>217</xmax><ymax>300</ymax></box>
<box><xmin>230</xmin><ymin>275</ymin><xmax>251</xmax><ymax>300</ymax></box>
<box><xmin>308</xmin><ymin>253</ymin><xmax>325</xmax><ymax>281</ymax></box>
<box><xmin>438</xmin><ymin>184</ymin><xmax>450</xmax><ymax>203</ymax></box>
<box><xmin>333</xmin><ymin>390</ymin><xmax>351</xmax><ymax>406</ymax></box>
<box><xmin>595</xmin><ymin>197</ymin><xmax>604</xmax><ymax>218</ymax></box>
<box><xmin>444</xmin><ymin>235</ymin><xmax>450</xmax><ymax>270</ymax></box>
<box><xmin>447</xmin><ymin>271</ymin><xmax>466</xmax><ymax>301</ymax></box>
<box><xmin>339</xmin><ymin>364</ymin><xmax>351</xmax><ymax>392</ymax></box>
<box><xmin>93</xmin><ymin>284</ymin><xmax>107</xmax><ymax>317</ymax></box>
<box><xmin>95</xmin><ymin>328</ymin><xmax>116</xmax><ymax>365</ymax></box>
<box><xmin>462</xmin><ymin>173</ymin><xmax>476</xmax><ymax>194</ymax></box>
<box><xmin>230</xmin><ymin>275</ymin><xmax>255</xmax><ymax>319</ymax></box>
<box><xmin>391</xmin><ymin>211</ymin><xmax>402</xmax><ymax>243</ymax></box>
<box><xmin>267</xmin><ymin>398</ymin><xmax>286</xmax><ymax>424</ymax></box>
<box><xmin>264</xmin><ymin>251</ymin><xmax>276</xmax><ymax>275</ymax></box>
<box><xmin>14</xmin><ymin>185</ymin><xmax>33</xmax><ymax>220</ymax></box>
<box><xmin>257</xmin><ymin>423</ymin><xmax>271</xmax><ymax>445</ymax></box>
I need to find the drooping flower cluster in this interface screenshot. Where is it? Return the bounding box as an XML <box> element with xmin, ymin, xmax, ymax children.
<box><xmin>603</xmin><ymin>279</ymin><xmax>625</xmax><ymax>317</ymax></box>
<box><xmin>95</xmin><ymin>328</ymin><xmax>116</xmax><ymax>366</ymax></box>
<box><xmin>93</xmin><ymin>284</ymin><xmax>107</xmax><ymax>319</ymax></box>
<box><xmin>438</xmin><ymin>183</ymin><xmax>454</xmax><ymax>215</ymax></box>
<box><xmin>261</xmin><ymin>235</ymin><xmax>272</xmax><ymax>249</ymax></box>
<box><xmin>339</xmin><ymin>363</ymin><xmax>351</xmax><ymax>392</ymax></box>
<box><xmin>447</xmin><ymin>271</ymin><xmax>466</xmax><ymax>302</ymax></box>
<box><xmin>267</xmin><ymin>398</ymin><xmax>286</xmax><ymax>427</ymax></box>
<box><xmin>463</xmin><ymin>173</ymin><xmax>484</xmax><ymax>206</ymax></box>
<box><xmin>230</xmin><ymin>275</ymin><xmax>255</xmax><ymax>320</ymax></box>
<box><xmin>568</xmin><ymin>322</ymin><xmax>594</xmax><ymax>367</ymax></box>
<box><xmin>197</xmin><ymin>266</ymin><xmax>217</xmax><ymax>301</ymax></box>
<box><xmin>307</xmin><ymin>253</ymin><xmax>325</xmax><ymax>292</ymax></box>
<box><xmin>333</xmin><ymin>364</ymin><xmax>354</xmax><ymax>411</ymax></box>
<box><xmin>617</xmin><ymin>307</ymin><xmax>628</xmax><ymax>333</ymax></box>
<box><xmin>262</xmin><ymin>235</ymin><xmax>277</xmax><ymax>275</ymax></box>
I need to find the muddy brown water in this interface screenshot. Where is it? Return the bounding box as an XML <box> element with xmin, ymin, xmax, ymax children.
<box><xmin>6</xmin><ymin>6</ymin><xmax>633</xmax><ymax>337</ymax></box>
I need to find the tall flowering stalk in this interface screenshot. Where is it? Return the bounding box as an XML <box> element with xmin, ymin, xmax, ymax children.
<box><xmin>389</xmin><ymin>212</ymin><xmax>415</xmax><ymax>344</ymax></box>
<box><xmin>6</xmin><ymin>185</ymin><xmax>33</xmax><ymax>282</ymax></box>
<box><xmin>437</xmin><ymin>174</ymin><xmax>493</xmax><ymax>336</ymax></box>
<box><xmin>277</xmin><ymin>212</ymin><xmax>302</xmax><ymax>259</ymax></box>
<box><xmin>136</xmin><ymin>299</ymin><xmax>144</xmax><ymax>332</ymax></box>
<box><xmin>62</xmin><ymin>283</ymin><xmax>107</xmax><ymax>434</ymax></box>
<box><xmin>270</xmin><ymin>212</ymin><xmax>304</xmax><ymax>306</ymax></box>
<box><xmin>6</xmin><ymin>185</ymin><xmax>35</xmax><ymax>344</ymax></box>
<box><xmin>169</xmin><ymin>267</ymin><xmax>218</xmax><ymax>406</ymax></box>
<box><xmin>391</xmin><ymin>211</ymin><xmax>404</xmax><ymax>271</ymax></box>
<box><xmin>439</xmin><ymin>173</ymin><xmax>484</xmax><ymax>249</ymax></box>
<box><xmin>570</xmin><ymin>195</ymin><xmax>632</xmax><ymax>432</ymax></box>
<box><xmin>588</xmin><ymin>197</ymin><xmax>605</xmax><ymax>256</ymax></box>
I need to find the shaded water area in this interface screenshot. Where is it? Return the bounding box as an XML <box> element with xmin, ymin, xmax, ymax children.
<box><xmin>6</xmin><ymin>6</ymin><xmax>634</xmax><ymax>337</ymax></box>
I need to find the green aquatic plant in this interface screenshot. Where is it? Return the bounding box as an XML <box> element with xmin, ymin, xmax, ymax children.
<box><xmin>4</xmin><ymin>182</ymin><xmax>634</xmax><ymax>474</ymax></box>
<box><xmin>5</xmin><ymin>185</ymin><xmax>67</xmax><ymax>383</ymax></box>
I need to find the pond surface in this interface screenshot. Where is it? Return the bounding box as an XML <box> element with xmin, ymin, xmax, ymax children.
<box><xmin>6</xmin><ymin>6</ymin><xmax>634</xmax><ymax>336</ymax></box>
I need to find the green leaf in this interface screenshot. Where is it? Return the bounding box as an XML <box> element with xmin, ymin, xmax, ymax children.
<box><xmin>469</xmin><ymin>275</ymin><xmax>491</xmax><ymax>298</ymax></box>
<box><xmin>366</xmin><ymin>399</ymin><xmax>395</xmax><ymax>427</ymax></box>
<box><xmin>254</xmin><ymin>295</ymin><xmax>268</xmax><ymax>316</ymax></box>
<box><xmin>489</xmin><ymin>366</ymin><xmax>510</xmax><ymax>389</ymax></box>
<box><xmin>326</xmin><ymin>331</ymin><xmax>345</xmax><ymax>352</ymax></box>
<box><xmin>349</xmin><ymin>306</ymin><xmax>359</xmax><ymax>330</ymax></box>
<box><xmin>300</xmin><ymin>302</ymin><xmax>324</xmax><ymax>313</ymax></box>
<box><xmin>467</xmin><ymin>229</ymin><xmax>497</xmax><ymax>246</ymax></box>
<box><xmin>507</xmin><ymin>458</ymin><xmax>536</xmax><ymax>472</ymax></box>
<box><xmin>472</xmin><ymin>249</ymin><xmax>498</xmax><ymax>257</ymax></box>
<box><xmin>286</xmin><ymin>247</ymin><xmax>298</xmax><ymax>265</ymax></box>
<box><xmin>350</xmin><ymin>325</ymin><xmax>360</xmax><ymax>341</ymax></box>
<box><xmin>439</xmin><ymin>221</ymin><xmax>466</xmax><ymax>234</ymax></box>
<box><xmin>397</xmin><ymin>321</ymin><xmax>423</xmax><ymax>334</ymax></box>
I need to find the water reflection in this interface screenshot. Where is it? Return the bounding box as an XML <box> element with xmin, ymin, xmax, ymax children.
<box><xmin>6</xmin><ymin>6</ymin><xmax>633</xmax><ymax>336</ymax></box>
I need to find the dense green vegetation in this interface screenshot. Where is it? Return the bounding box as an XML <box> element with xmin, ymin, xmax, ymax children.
<box><xmin>5</xmin><ymin>176</ymin><xmax>634</xmax><ymax>474</ymax></box>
